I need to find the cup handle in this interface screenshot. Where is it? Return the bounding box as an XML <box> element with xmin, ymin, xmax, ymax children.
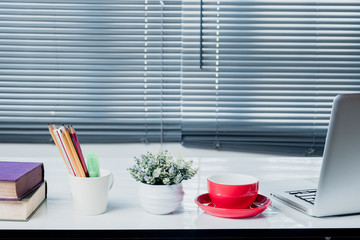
<box><xmin>109</xmin><ymin>173</ymin><xmax>114</xmax><ymax>190</ymax></box>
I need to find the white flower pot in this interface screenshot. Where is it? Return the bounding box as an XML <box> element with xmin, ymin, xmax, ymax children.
<box><xmin>138</xmin><ymin>182</ymin><xmax>185</xmax><ymax>214</ymax></box>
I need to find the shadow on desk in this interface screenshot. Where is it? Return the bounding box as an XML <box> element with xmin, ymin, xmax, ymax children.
<box><xmin>194</xmin><ymin>212</ymin><xmax>271</xmax><ymax>229</ymax></box>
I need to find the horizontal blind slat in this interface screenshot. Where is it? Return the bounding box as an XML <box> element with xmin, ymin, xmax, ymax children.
<box><xmin>181</xmin><ymin>0</ymin><xmax>360</xmax><ymax>155</ymax></box>
<box><xmin>0</xmin><ymin>0</ymin><xmax>182</xmax><ymax>143</ymax></box>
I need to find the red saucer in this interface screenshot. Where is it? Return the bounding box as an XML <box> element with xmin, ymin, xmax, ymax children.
<box><xmin>195</xmin><ymin>193</ymin><xmax>271</xmax><ymax>218</ymax></box>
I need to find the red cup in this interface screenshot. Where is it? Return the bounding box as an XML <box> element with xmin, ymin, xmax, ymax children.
<box><xmin>207</xmin><ymin>174</ymin><xmax>259</xmax><ymax>209</ymax></box>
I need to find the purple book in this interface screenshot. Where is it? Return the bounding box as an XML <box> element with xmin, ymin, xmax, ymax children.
<box><xmin>0</xmin><ymin>161</ymin><xmax>44</xmax><ymax>201</ymax></box>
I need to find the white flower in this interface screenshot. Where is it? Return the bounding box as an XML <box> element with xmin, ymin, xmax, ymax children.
<box><xmin>153</xmin><ymin>168</ymin><xmax>161</xmax><ymax>178</ymax></box>
<box><xmin>163</xmin><ymin>178</ymin><xmax>171</xmax><ymax>185</ymax></box>
<box><xmin>174</xmin><ymin>174</ymin><xmax>183</xmax><ymax>184</ymax></box>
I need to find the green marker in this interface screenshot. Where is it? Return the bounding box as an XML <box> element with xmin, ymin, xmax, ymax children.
<box><xmin>87</xmin><ymin>152</ymin><xmax>100</xmax><ymax>177</ymax></box>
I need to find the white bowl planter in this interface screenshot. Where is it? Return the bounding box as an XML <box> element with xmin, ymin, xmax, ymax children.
<box><xmin>138</xmin><ymin>182</ymin><xmax>185</xmax><ymax>214</ymax></box>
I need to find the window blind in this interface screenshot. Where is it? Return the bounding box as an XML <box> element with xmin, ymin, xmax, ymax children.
<box><xmin>0</xmin><ymin>0</ymin><xmax>182</xmax><ymax>143</ymax></box>
<box><xmin>181</xmin><ymin>0</ymin><xmax>360</xmax><ymax>155</ymax></box>
<box><xmin>1</xmin><ymin>0</ymin><xmax>360</xmax><ymax>156</ymax></box>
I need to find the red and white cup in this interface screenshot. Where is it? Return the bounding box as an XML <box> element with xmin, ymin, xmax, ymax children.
<box><xmin>207</xmin><ymin>174</ymin><xmax>259</xmax><ymax>209</ymax></box>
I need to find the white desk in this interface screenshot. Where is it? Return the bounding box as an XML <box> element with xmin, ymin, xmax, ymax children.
<box><xmin>0</xmin><ymin>143</ymin><xmax>359</xmax><ymax>239</ymax></box>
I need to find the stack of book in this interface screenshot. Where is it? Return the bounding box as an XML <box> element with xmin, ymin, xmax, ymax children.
<box><xmin>0</xmin><ymin>161</ymin><xmax>46</xmax><ymax>221</ymax></box>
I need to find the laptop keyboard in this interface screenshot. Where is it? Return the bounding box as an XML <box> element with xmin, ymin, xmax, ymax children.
<box><xmin>287</xmin><ymin>189</ymin><xmax>317</xmax><ymax>205</ymax></box>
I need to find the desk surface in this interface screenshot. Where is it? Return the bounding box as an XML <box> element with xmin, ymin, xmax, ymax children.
<box><xmin>0</xmin><ymin>143</ymin><xmax>359</xmax><ymax>238</ymax></box>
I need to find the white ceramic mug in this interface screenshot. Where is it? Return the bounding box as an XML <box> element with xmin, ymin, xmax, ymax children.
<box><xmin>68</xmin><ymin>169</ymin><xmax>114</xmax><ymax>215</ymax></box>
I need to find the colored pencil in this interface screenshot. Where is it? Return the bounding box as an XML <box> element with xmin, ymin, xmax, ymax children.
<box><xmin>48</xmin><ymin>123</ymin><xmax>91</xmax><ymax>178</ymax></box>
<box><xmin>55</xmin><ymin>128</ymin><xmax>77</xmax><ymax>176</ymax></box>
<box><xmin>48</xmin><ymin>124</ymin><xmax>73</xmax><ymax>175</ymax></box>
<box><xmin>69</xmin><ymin>126</ymin><xmax>89</xmax><ymax>177</ymax></box>
<box><xmin>60</xmin><ymin>126</ymin><xmax>86</xmax><ymax>177</ymax></box>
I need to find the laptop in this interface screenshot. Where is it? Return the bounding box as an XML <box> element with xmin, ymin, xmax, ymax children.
<box><xmin>270</xmin><ymin>93</ymin><xmax>360</xmax><ymax>217</ymax></box>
